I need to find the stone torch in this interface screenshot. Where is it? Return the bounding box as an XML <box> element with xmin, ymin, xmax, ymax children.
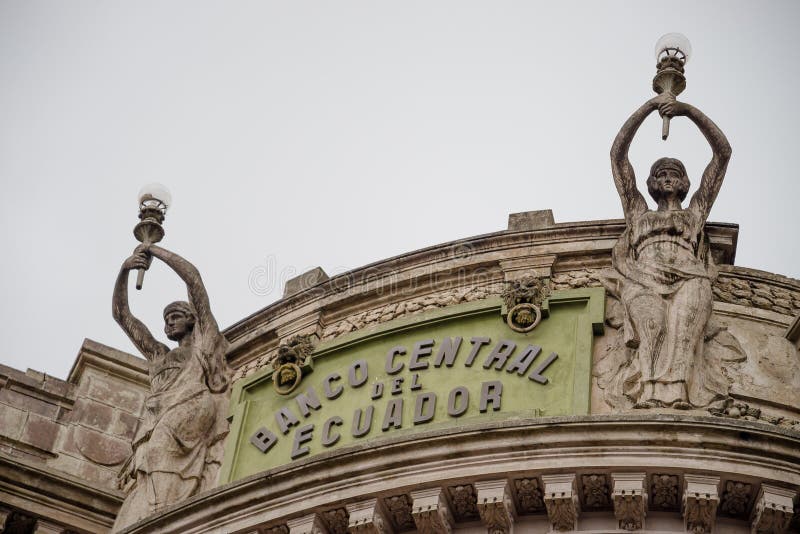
<box><xmin>653</xmin><ymin>33</ymin><xmax>692</xmax><ymax>140</ymax></box>
<box><xmin>133</xmin><ymin>183</ymin><xmax>171</xmax><ymax>290</ymax></box>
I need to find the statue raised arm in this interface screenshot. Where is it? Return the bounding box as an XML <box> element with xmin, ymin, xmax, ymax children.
<box><xmin>602</xmin><ymin>95</ymin><xmax>733</xmax><ymax>410</ymax></box>
<box><xmin>112</xmin><ymin>244</ymin><xmax>230</xmax><ymax>531</ymax></box>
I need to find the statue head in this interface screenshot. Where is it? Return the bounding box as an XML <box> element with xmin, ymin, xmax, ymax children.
<box><xmin>647</xmin><ymin>157</ymin><xmax>690</xmax><ymax>204</ymax></box>
<box><xmin>163</xmin><ymin>301</ymin><xmax>196</xmax><ymax>341</ymax></box>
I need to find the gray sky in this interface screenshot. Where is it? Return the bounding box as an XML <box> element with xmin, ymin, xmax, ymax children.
<box><xmin>1</xmin><ymin>1</ymin><xmax>798</xmax><ymax>379</ymax></box>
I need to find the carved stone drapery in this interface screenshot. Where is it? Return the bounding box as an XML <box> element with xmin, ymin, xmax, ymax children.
<box><xmin>410</xmin><ymin>488</ymin><xmax>454</xmax><ymax>534</ymax></box>
<box><xmin>475</xmin><ymin>480</ymin><xmax>515</xmax><ymax>534</ymax></box>
<box><xmin>347</xmin><ymin>499</ymin><xmax>393</xmax><ymax>534</ymax></box>
<box><xmin>751</xmin><ymin>484</ymin><xmax>796</xmax><ymax>534</ymax></box>
<box><xmin>542</xmin><ymin>474</ymin><xmax>579</xmax><ymax>532</ymax></box>
<box><xmin>683</xmin><ymin>475</ymin><xmax>720</xmax><ymax>534</ymax></box>
<box><xmin>611</xmin><ymin>472</ymin><xmax>647</xmax><ymax>531</ymax></box>
<box><xmin>287</xmin><ymin>514</ymin><xmax>329</xmax><ymax>534</ymax></box>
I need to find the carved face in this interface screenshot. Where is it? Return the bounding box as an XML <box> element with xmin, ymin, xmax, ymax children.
<box><xmin>647</xmin><ymin>166</ymin><xmax>690</xmax><ymax>204</ymax></box>
<box><xmin>164</xmin><ymin>310</ymin><xmax>194</xmax><ymax>341</ymax></box>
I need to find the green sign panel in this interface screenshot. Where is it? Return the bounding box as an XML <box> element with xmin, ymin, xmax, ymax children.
<box><xmin>220</xmin><ymin>288</ymin><xmax>604</xmax><ymax>483</ymax></box>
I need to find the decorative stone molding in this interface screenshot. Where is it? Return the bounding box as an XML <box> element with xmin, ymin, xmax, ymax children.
<box><xmin>683</xmin><ymin>474</ymin><xmax>720</xmax><ymax>534</ymax></box>
<box><xmin>346</xmin><ymin>499</ymin><xmax>393</xmax><ymax>534</ymax></box>
<box><xmin>287</xmin><ymin>513</ymin><xmax>329</xmax><ymax>534</ymax></box>
<box><xmin>709</xmin><ymin>400</ymin><xmax>800</xmax><ymax>432</ymax></box>
<box><xmin>750</xmin><ymin>484</ymin><xmax>796</xmax><ymax>534</ymax></box>
<box><xmin>475</xmin><ymin>479</ymin><xmax>515</xmax><ymax>533</ymax></box>
<box><xmin>713</xmin><ymin>271</ymin><xmax>800</xmax><ymax>317</ymax></box>
<box><xmin>581</xmin><ymin>473</ymin><xmax>611</xmax><ymax>509</ymax></box>
<box><xmin>410</xmin><ymin>487</ymin><xmax>454</xmax><ymax>534</ymax></box>
<box><xmin>447</xmin><ymin>484</ymin><xmax>480</xmax><ymax>521</ymax></box>
<box><xmin>611</xmin><ymin>472</ymin><xmax>647</xmax><ymax>531</ymax></box>
<box><xmin>551</xmin><ymin>269</ymin><xmax>603</xmax><ymax>291</ymax></box>
<box><xmin>264</xmin><ymin>526</ymin><xmax>290</xmax><ymax>534</ymax></box>
<box><xmin>514</xmin><ymin>477</ymin><xmax>545</xmax><ymax>513</ymax></box>
<box><xmin>320</xmin><ymin>284</ymin><xmax>504</xmax><ymax>342</ymax></box>
<box><xmin>542</xmin><ymin>474</ymin><xmax>579</xmax><ymax>532</ymax></box>
<box><xmin>383</xmin><ymin>494</ymin><xmax>415</xmax><ymax>531</ymax></box>
<box><xmin>650</xmin><ymin>474</ymin><xmax>681</xmax><ymax>511</ymax></box>
<box><xmin>719</xmin><ymin>480</ymin><xmax>753</xmax><ymax>517</ymax></box>
<box><xmin>320</xmin><ymin>508</ymin><xmax>348</xmax><ymax>534</ymax></box>
<box><xmin>0</xmin><ymin>506</ymin><xmax>10</xmax><ymax>532</ymax></box>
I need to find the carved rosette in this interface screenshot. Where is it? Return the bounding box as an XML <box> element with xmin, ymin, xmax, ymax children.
<box><xmin>346</xmin><ymin>499</ymin><xmax>393</xmax><ymax>534</ymax></box>
<box><xmin>611</xmin><ymin>473</ymin><xmax>647</xmax><ymax>531</ymax></box>
<box><xmin>475</xmin><ymin>480</ymin><xmax>515</xmax><ymax>534</ymax></box>
<box><xmin>751</xmin><ymin>484</ymin><xmax>796</xmax><ymax>534</ymax></box>
<box><xmin>581</xmin><ymin>474</ymin><xmax>611</xmax><ymax>509</ymax></box>
<box><xmin>542</xmin><ymin>474</ymin><xmax>580</xmax><ymax>532</ymax></box>
<box><xmin>320</xmin><ymin>508</ymin><xmax>349</xmax><ymax>534</ymax></box>
<box><xmin>447</xmin><ymin>484</ymin><xmax>480</xmax><ymax>522</ymax></box>
<box><xmin>651</xmin><ymin>474</ymin><xmax>680</xmax><ymax>511</ymax></box>
<box><xmin>719</xmin><ymin>481</ymin><xmax>752</xmax><ymax>517</ymax></box>
<box><xmin>514</xmin><ymin>477</ymin><xmax>545</xmax><ymax>513</ymax></box>
<box><xmin>286</xmin><ymin>513</ymin><xmax>329</xmax><ymax>534</ymax></box>
<box><xmin>410</xmin><ymin>488</ymin><xmax>454</xmax><ymax>534</ymax></box>
<box><xmin>683</xmin><ymin>475</ymin><xmax>720</xmax><ymax>534</ymax></box>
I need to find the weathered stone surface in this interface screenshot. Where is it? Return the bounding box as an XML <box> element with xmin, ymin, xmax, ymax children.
<box><xmin>683</xmin><ymin>474</ymin><xmax>719</xmax><ymax>534</ymax></box>
<box><xmin>71</xmin><ymin>426</ymin><xmax>131</xmax><ymax>467</ymax></box>
<box><xmin>542</xmin><ymin>474</ymin><xmax>579</xmax><ymax>531</ymax></box>
<box><xmin>284</xmin><ymin>267</ymin><xmax>329</xmax><ymax>298</ymax></box>
<box><xmin>0</xmin><ymin>388</ymin><xmax>58</xmax><ymax>418</ymax></box>
<box><xmin>475</xmin><ymin>479</ymin><xmax>515</xmax><ymax>533</ymax></box>
<box><xmin>410</xmin><ymin>487</ymin><xmax>454</xmax><ymax>534</ymax></box>
<box><xmin>71</xmin><ymin>398</ymin><xmax>114</xmax><ymax>432</ymax></box>
<box><xmin>751</xmin><ymin>484</ymin><xmax>796</xmax><ymax>534</ymax></box>
<box><xmin>611</xmin><ymin>472</ymin><xmax>647</xmax><ymax>531</ymax></box>
<box><xmin>507</xmin><ymin>209</ymin><xmax>555</xmax><ymax>231</ymax></box>
<box><xmin>20</xmin><ymin>412</ymin><xmax>59</xmax><ymax>452</ymax></box>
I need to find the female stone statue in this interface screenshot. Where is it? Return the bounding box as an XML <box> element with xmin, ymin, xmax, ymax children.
<box><xmin>605</xmin><ymin>93</ymin><xmax>732</xmax><ymax>409</ymax></box>
<box><xmin>112</xmin><ymin>244</ymin><xmax>230</xmax><ymax>529</ymax></box>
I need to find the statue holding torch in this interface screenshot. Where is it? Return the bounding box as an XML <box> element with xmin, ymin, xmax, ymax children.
<box><xmin>112</xmin><ymin>184</ymin><xmax>231</xmax><ymax>530</ymax></box>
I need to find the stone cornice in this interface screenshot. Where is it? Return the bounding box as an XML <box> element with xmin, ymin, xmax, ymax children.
<box><xmin>118</xmin><ymin>414</ymin><xmax>799</xmax><ymax>534</ymax></box>
<box><xmin>0</xmin><ymin>451</ymin><xmax>122</xmax><ymax>532</ymax></box>
<box><xmin>221</xmin><ymin>219</ymin><xmax>742</xmax><ymax>354</ymax></box>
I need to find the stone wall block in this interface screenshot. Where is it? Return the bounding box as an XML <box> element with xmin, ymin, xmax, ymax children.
<box><xmin>611</xmin><ymin>472</ymin><xmax>647</xmax><ymax>531</ymax></box>
<box><xmin>286</xmin><ymin>513</ymin><xmax>329</xmax><ymax>534</ymax></box>
<box><xmin>683</xmin><ymin>474</ymin><xmax>720</xmax><ymax>534</ymax></box>
<box><xmin>72</xmin><ymin>397</ymin><xmax>114</xmax><ymax>432</ymax></box>
<box><xmin>475</xmin><ymin>479</ymin><xmax>515</xmax><ymax>533</ymax></box>
<box><xmin>0</xmin><ymin>403</ymin><xmax>28</xmax><ymax>441</ymax></box>
<box><xmin>111</xmin><ymin>410</ymin><xmax>141</xmax><ymax>440</ymax></box>
<box><xmin>542</xmin><ymin>474</ymin><xmax>580</xmax><ymax>532</ymax></box>
<box><xmin>751</xmin><ymin>484</ymin><xmax>796</xmax><ymax>534</ymax></box>
<box><xmin>0</xmin><ymin>388</ymin><xmax>58</xmax><ymax>418</ymax></box>
<box><xmin>410</xmin><ymin>487</ymin><xmax>454</xmax><ymax>534</ymax></box>
<box><xmin>346</xmin><ymin>498</ymin><xmax>393</xmax><ymax>534</ymax></box>
<box><xmin>20</xmin><ymin>412</ymin><xmax>60</xmax><ymax>452</ymax></box>
<box><xmin>85</xmin><ymin>374</ymin><xmax>145</xmax><ymax>415</ymax></box>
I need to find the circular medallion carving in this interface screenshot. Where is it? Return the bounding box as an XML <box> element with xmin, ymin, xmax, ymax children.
<box><xmin>506</xmin><ymin>303</ymin><xmax>541</xmax><ymax>333</ymax></box>
<box><xmin>273</xmin><ymin>362</ymin><xmax>302</xmax><ymax>395</ymax></box>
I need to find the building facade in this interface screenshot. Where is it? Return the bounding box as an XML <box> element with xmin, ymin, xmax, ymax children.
<box><xmin>1</xmin><ymin>211</ymin><xmax>798</xmax><ymax>533</ymax></box>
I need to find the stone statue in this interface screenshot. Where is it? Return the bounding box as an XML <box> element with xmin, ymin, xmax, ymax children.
<box><xmin>111</xmin><ymin>244</ymin><xmax>230</xmax><ymax>530</ymax></box>
<box><xmin>601</xmin><ymin>93</ymin><xmax>733</xmax><ymax>409</ymax></box>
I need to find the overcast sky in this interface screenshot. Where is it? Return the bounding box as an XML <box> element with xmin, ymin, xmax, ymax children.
<box><xmin>1</xmin><ymin>1</ymin><xmax>798</xmax><ymax>379</ymax></box>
